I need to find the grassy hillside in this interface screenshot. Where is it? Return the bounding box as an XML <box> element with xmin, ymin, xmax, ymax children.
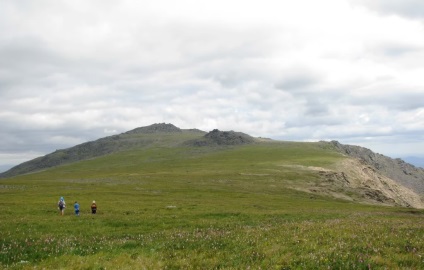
<box><xmin>1</xmin><ymin>141</ymin><xmax>424</xmax><ymax>269</ymax></box>
<box><xmin>0</xmin><ymin>124</ymin><xmax>206</xmax><ymax>178</ymax></box>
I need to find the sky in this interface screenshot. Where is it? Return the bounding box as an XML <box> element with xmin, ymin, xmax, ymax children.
<box><xmin>1</xmin><ymin>0</ymin><xmax>424</xmax><ymax>172</ymax></box>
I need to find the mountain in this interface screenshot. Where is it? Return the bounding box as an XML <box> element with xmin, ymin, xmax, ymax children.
<box><xmin>0</xmin><ymin>123</ymin><xmax>205</xmax><ymax>178</ymax></box>
<box><xmin>1</xmin><ymin>123</ymin><xmax>424</xmax><ymax>208</ymax></box>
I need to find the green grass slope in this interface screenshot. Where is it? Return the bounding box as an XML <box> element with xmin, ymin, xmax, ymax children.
<box><xmin>0</xmin><ymin>124</ymin><xmax>206</xmax><ymax>178</ymax></box>
<box><xmin>1</xmin><ymin>140</ymin><xmax>424</xmax><ymax>269</ymax></box>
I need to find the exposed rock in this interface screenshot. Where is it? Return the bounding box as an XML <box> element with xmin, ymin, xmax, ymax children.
<box><xmin>205</xmin><ymin>129</ymin><xmax>255</xmax><ymax>145</ymax></box>
<box><xmin>186</xmin><ymin>129</ymin><xmax>256</xmax><ymax>146</ymax></box>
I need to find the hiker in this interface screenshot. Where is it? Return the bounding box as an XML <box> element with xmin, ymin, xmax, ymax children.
<box><xmin>58</xmin><ymin>197</ymin><xmax>66</xmax><ymax>215</ymax></box>
<box><xmin>91</xmin><ymin>200</ymin><xmax>97</xmax><ymax>214</ymax></box>
<box><xmin>74</xmin><ymin>201</ymin><xmax>80</xmax><ymax>216</ymax></box>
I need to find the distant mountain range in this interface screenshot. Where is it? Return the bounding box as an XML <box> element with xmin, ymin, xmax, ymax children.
<box><xmin>0</xmin><ymin>165</ymin><xmax>12</xmax><ymax>173</ymax></box>
<box><xmin>1</xmin><ymin>123</ymin><xmax>424</xmax><ymax>208</ymax></box>
<box><xmin>403</xmin><ymin>156</ymin><xmax>424</xmax><ymax>169</ymax></box>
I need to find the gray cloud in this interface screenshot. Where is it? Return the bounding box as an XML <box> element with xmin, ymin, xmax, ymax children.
<box><xmin>381</xmin><ymin>44</ymin><xmax>422</xmax><ymax>57</ymax></box>
<box><xmin>351</xmin><ymin>0</ymin><xmax>424</xmax><ymax>19</ymax></box>
<box><xmin>348</xmin><ymin>84</ymin><xmax>424</xmax><ymax>112</ymax></box>
<box><xmin>275</xmin><ymin>73</ymin><xmax>319</xmax><ymax>91</ymax></box>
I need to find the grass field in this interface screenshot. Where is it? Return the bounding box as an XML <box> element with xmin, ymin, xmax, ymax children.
<box><xmin>1</xmin><ymin>142</ymin><xmax>424</xmax><ymax>269</ymax></box>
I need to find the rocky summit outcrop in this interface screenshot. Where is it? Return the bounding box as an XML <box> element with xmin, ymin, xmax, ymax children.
<box><xmin>326</xmin><ymin>140</ymin><xmax>424</xmax><ymax>195</ymax></box>
<box><xmin>205</xmin><ymin>129</ymin><xmax>255</xmax><ymax>145</ymax></box>
<box><xmin>187</xmin><ymin>129</ymin><xmax>256</xmax><ymax>146</ymax></box>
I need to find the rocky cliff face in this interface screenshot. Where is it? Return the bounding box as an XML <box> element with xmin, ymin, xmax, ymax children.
<box><xmin>322</xmin><ymin>159</ymin><xmax>423</xmax><ymax>208</ymax></box>
<box><xmin>327</xmin><ymin>141</ymin><xmax>424</xmax><ymax>195</ymax></box>
<box><xmin>284</xmin><ymin>158</ymin><xmax>424</xmax><ymax>208</ymax></box>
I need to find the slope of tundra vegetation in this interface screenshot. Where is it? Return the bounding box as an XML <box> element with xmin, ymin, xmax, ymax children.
<box><xmin>1</xmin><ymin>131</ymin><xmax>424</xmax><ymax>269</ymax></box>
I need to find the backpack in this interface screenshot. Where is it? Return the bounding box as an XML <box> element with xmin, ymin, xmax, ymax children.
<box><xmin>59</xmin><ymin>200</ymin><xmax>64</xmax><ymax>208</ymax></box>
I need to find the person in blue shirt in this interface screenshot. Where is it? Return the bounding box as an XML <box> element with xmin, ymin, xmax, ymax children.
<box><xmin>74</xmin><ymin>201</ymin><xmax>80</xmax><ymax>216</ymax></box>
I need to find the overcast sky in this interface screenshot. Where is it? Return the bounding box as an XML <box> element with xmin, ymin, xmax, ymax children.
<box><xmin>1</xmin><ymin>0</ymin><xmax>424</xmax><ymax>171</ymax></box>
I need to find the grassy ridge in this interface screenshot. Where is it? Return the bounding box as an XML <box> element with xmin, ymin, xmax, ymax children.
<box><xmin>1</xmin><ymin>142</ymin><xmax>424</xmax><ymax>269</ymax></box>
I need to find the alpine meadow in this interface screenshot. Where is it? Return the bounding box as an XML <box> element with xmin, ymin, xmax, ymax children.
<box><xmin>1</xmin><ymin>123</ymin><xmax>423</xmax><ymax>269</ymax></box>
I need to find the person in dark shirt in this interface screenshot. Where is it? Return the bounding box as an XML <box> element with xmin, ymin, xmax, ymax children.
<box><xmin>58</xmin><ymin>197</ymin><xmax>66</xmax><ymax>216</ymax></box>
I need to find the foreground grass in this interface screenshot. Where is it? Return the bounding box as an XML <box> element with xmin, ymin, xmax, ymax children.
<box><xmin>1</xmin><ymin>142</ymin><xmax>424</xmax><ymax>269</ymax></box>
